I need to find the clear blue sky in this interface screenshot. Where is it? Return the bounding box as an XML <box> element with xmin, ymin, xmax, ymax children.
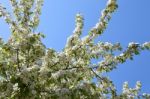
<box><xmin>0</xmin><ymin>0</ymin><xmax>150</xmax><ymax>94</ymax></box>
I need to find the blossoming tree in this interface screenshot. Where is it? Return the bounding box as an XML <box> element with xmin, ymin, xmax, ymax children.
<box><xmin>0</xmin><ymin>0</ymin><xmax>150</xmax><ymax>98</ymax></box>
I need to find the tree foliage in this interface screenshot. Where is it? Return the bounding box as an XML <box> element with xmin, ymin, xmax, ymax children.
<box><xmin>0</xmin><ymin>0</ymin><xmax>150</xmax><ymax>98</ymax></box>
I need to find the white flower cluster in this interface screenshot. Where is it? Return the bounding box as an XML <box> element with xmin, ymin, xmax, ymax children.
<box><xmin>122</xmin><ymin>81</ymin><xmax>142</xmax><ymax>98</ymax></box>
<box><xmin>128</xmin><ymin>42</ymin><xmax>139</xmax><ymax>48</ymax></box>
<box><xmin>0</xmin><ymin>4</ymin><xmax>12</xmax><ymax>24</ymax></box>
<box><xmin>143</xmin><ymin>42</ymin><xmax>150</xmax><ymax>49</ymax></box>
<box><xmin>0</xmin><ymin>0</ymin><xmax>149</xmax><ymax>98</ymax></box>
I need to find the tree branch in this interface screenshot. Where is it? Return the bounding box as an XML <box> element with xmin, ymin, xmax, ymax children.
<box><xmin>16</xmin><ymin>48</ymin><xmax>20</xmax><ymax>71</ymax></box>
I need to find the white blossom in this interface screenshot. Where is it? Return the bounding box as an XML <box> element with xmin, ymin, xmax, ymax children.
<box><xmin>13</xmin><ymin>83</ymin><xmax>19</xmax><ymax>91</ymax></box>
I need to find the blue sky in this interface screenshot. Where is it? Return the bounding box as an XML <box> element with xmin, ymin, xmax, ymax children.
<box><xmin>0</xmin><ymin>0</ymin><xmax>150</xmax><ymax>94</ymax></box>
